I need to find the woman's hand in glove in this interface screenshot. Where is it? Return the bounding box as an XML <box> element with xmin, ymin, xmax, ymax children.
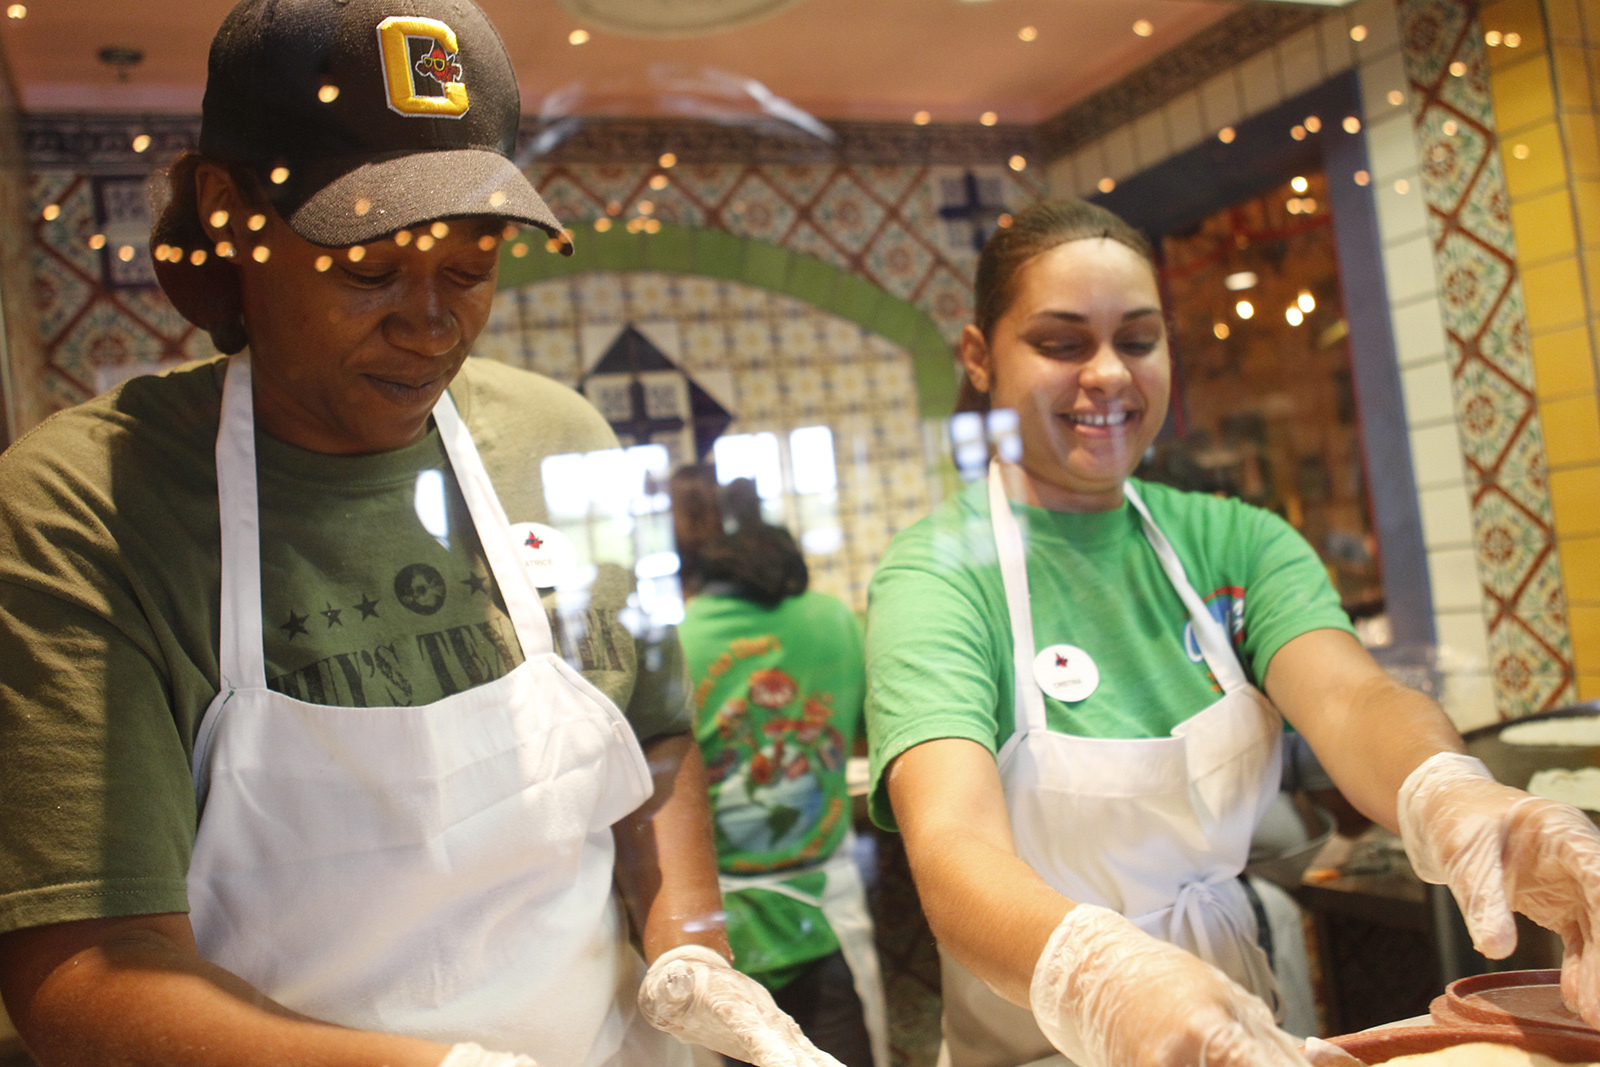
<box><xmin>1029</xmin><ymin>904</ymin><xmax>1309</xmax><ymax>1067</ymax></box>
<box><xmin>638</xmin><ymin>944</ymin><xmax>845</xmax><ymax>1067</ymax></box>
<box><xmin>1398</xmin><ymin>751</ymin><xmax>1600</xmax><ymax>1025</ymax></box>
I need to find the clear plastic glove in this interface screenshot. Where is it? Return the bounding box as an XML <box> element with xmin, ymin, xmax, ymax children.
<box><xmin>638</xmin><ymin>944</ymin><xmax>845</xmax><ymax>1067</ymax></box>
<box><xmin>1029</xmin><ymin>904</ymin><xmax>1309</xmax><ymax>1067</ymax></box>
<box><xmin>437</xmin><ymin>1043</ymin><xmax>540</xmax><ymax>1067</ymax></box>
<box><xmin>1300</xmin><ymin>1037</ymin><xmax>1365</xmax><ymax>1067</ymax></box>
<box><xmin>1398</xmin><ymin>751</ymin><xmax>1600</xmax><ymax>1025</ymax></box>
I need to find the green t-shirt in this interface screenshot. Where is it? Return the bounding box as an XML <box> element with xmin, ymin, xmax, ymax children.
<box><xmin>678</xmin><ymin>589</ymin><xmax>865</xmax><ymax>988</ymax></box>
<box><xmin>864</xmin><ymin>476</ymin><xmax>1355</xmax><ymax>830</ymax></box>
<box><xmin>0</xmin><ymin>354</ymin><xmax>691</xmax><ymax>936</ymax></box>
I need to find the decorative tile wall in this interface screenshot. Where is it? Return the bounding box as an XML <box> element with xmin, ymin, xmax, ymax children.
<box><xmin>1045</xmin><ymin>0</ymin><xmax>1588</xmax><ymax>726</ymax></box>
<box><xmin>1477</xmin><ymin>0</ymin><xmax>1600</xmax><ymax>704</ymax></box>
<box><xmin>478</xmin><ymin>271</ymin><xmax>937</xmax><ymax>612</ymax></box>
<box><xmin>0</xmin><ymin>44</ymin><xmax>39</xmax><ymax>444</ymax></box>
<box><xmin>26</xmin><ymin>169</ymin><xmax>212</xmax><ymax>411</ymax></box>
<box><xmin>1394</xmin><ymin>0</ymin><xmax>1575</xmax><ymax>718</ymax></box>
<box><xmin>524</xmin><ymin>159</ymin><xmax>1041</xmax><ymax>348</ymax></box>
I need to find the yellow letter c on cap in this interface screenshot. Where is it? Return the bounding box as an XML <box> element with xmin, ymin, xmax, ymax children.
<box><xmin>376</xmin><ymin>16</ymin><xmax>469</xmax><ymax>118</ymax></box>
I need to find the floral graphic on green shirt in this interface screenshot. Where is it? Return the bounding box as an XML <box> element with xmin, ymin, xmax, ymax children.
<box><xmin>705</xmin><ymin>666</ymin><xmax>847</xmax><ymax>859</ymax></box>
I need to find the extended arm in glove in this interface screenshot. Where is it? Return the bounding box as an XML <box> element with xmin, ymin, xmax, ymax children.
<box><xmin>1029</xmin><ymin>905</ymin><xmax>1309</xmax><ymax>1067</ymax></box>
<box><xmin>1398</xmin><ymin>751</ymin><xmax>1600</xmax><ymax>1025</ymax></box>
<box><xmin>638</xmin><ymin>945</ymin><xmax>844</xmax><ymax>1067</ymax></box>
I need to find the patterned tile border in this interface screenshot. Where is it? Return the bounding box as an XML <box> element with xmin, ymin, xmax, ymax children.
<box><xmin>522</xmin><ymin>116</ymin><xmax>1039</xmax><ymax>167</ymax></box>
<box><xmin>1397</xmin><ymin>0</ymin><xmax>1576</xmax><ymax>715</ymax></box>
<box><xmin>1035</xmin><ymin>5</ymin><xmax>1325</xmax><ymax>159</ymax></box>
<box><xmin>21</xmin><ymin>112</ymin><xmax>1037</xmax><ymax>169</ymax></box>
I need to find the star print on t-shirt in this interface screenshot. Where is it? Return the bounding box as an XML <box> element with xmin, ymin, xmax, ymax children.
<box><xmin>354</xmin><ymin>593</ymin><xmax>381</xmax><ymax>620</ymax></box>
<box><xmin>280</xmin><ymin>610</ymin><xmax>309</xmax><ymax>640</ymax></box>
<box><xmin>462</xmin><ymin>572</ymin><xmax>489</xmax><ymax>595</ymax></box>
<box><xmin>321</xmin><ymin>603</ymin><xmax>343</xmax><ymax>628</ymax></box>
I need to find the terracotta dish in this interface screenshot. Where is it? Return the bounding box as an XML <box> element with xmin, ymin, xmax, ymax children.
<box><xmin>1325</xmin><ymin>971</ymin><xmax>1600</xmax><ymax>1065</ymax></box>
<box><xmin>1431</xmin><ymin>972</ymin><xmax>1590</xmax><ymax>1034</ymax></box>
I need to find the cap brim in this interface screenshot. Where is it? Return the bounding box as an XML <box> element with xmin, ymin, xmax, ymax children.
<box><xmin>282</xmin><ymin>148</ymin><xmax>563</xmax><ymax>248</ymax></box>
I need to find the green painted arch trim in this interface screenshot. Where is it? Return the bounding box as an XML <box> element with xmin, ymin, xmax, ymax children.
<box><xmin>497</xmin><ymin>221</ymin><xmax>960</xmax><ymax>419</ymax></box>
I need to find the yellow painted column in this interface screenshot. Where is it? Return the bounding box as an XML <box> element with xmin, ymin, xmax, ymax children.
<box><xmin>1480</xmin><ymin>0</ymin><xmax>1600</xmax><ymax>700</ymax></box>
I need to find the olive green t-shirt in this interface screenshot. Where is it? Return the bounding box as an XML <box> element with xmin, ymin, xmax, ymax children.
<box><xmin>865</xmin><ymin>476</ymin><xmax>1356</xmax><ymax>830</ymax></box>
<box><xmin>0</xmin><ymin>355</ymin><xmax>690</xmax><ymax>935</ymax></box>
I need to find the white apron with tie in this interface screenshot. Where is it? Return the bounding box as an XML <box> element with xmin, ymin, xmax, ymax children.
<box><xmin>936</xmin><ymin>464</ymin><xmax>1285</xmax><ymax>1067</ymax></box>
<box><xmin>187</xmin><ymin>355</ymin><xmax>686</xmax><ymax>1067</ymax></box>
<box><xmin>716</xmin><ymin>830</ymin><xmax>891</xmax><ymax>1067</ymax></box>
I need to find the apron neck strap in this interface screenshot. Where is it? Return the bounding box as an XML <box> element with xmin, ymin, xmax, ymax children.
<box><xmin>213</xmin><ymin>356</ymin><xmax>557</xmax><ymax>691</ymax></box>
<box><xmin>216</xmin><ymin>355</ymin><xmax>266</xmax><ymax>687</ymax></box>
<box><xmin>985</xmin><ymin>462</ymin><xmax>1253</xmax><ymax>739</ymax></box>
<box><xmin>987</xmin><ymin>461</ymin><xmax>1049</xmax><ymax>733</ymax></box>
<box><xmin>431</xmin><ymin>388</ymin><xmax>555</xmax><ymax>658</ymax></box>
<box><xmin>1120</xmin><ymin>482</ymin><xmax>1247</xmax><ymax>692</ymax></box>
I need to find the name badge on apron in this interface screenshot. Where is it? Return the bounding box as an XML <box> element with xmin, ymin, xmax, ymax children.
<box><xmin>511</xmin><ymin>522</ymin><xmax>577</xmax><ymax>588</ymax></box>
<box><xmin>1032</xmin><ymin>644</ymin><xmax>1099</xmax><ymax>703</ymax></box>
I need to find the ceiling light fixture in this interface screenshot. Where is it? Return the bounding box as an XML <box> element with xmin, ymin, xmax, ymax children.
<box><xmin>1224</xmin><ymin>271</ymin><xmax>1257</xmax><ymax>291</ymax></box>
<box><xmin>979</xmin><ymin>111</ymin><xmax>998</xmax><ymax>126</ymax></box>
<box><xmin>568</xmin><ymin>28</ymin><xmax>590</xmax><ymax>44</ymax></box>
<box><xmin>1218</xmin><ymin>126</ymin><xmax>1236</xmax><ymax>144</ymax></box>
<box><xmin>912</xmin><ymin>110</ymin><xmax>931</xmax><ymax>125</ymax></box>
<box><xmin>1018</xmin><ymin>25</ymin><xmax>1037</xmax><ymax>41</ymax></box>
<box><xmin>97</xmin><ymin>46</ymin><xmax>144</xmax><ymax>82</ymax></box>
<box><xmin>1132</xmin><ymin>18</ymin><xmax>1153</xmax><ymax>36</ymax></box>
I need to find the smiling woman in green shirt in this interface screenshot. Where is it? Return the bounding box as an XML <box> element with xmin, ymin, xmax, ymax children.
<box><xmin>866</xmin><ymin>199</ymin><xmax>1600</xmax><ymax>1067</ymax></box>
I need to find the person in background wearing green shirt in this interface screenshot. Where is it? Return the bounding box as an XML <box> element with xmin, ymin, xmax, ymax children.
<box><xmin>0</xmin><ymin>2</ymin><xmax>846</xmax><ymax>1066</ymax></box>
<box><xmin>865</xmin><ymin>199</ymin><xmax>1600</xmax><ymax>1067</ymax></box>
<box><xmin>674</xmin><ymin>473</ymin><xmax>889</xmax><ymax>1067</ymax></box>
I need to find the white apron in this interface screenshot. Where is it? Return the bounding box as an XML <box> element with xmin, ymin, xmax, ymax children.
<box><xmin>716</xmin><ymin>830</ymin><xmax>891</xmax><ymax>1067</ymax></box>
<box><xmin>187</xmin><ymin>355</ymin><xmax>686</xmax><ymax>1067</ymax></box>
<box><xmin>936</xmin><ymin>464</ymin><xmax>1285</xmax><ymax>1067</ymax></box>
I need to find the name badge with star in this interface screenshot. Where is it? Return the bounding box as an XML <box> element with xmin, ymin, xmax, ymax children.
<box><xmin>1032</xmin><ymin>643</ymin><xmax>1100</xmax><ymax>703</ymax></box>
<box><xmin>510</xmin><ymin>522</ymin><xmax>577</xmax><ymax>588</ymax></box>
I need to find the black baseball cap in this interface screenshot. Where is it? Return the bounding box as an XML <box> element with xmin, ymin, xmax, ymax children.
<box><xmin>199</xmin><ymin>0</ymin><xmax>562</xmax><ymax>247</ymax></box>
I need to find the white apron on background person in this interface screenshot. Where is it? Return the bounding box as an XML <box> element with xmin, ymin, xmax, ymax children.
<box><xmin>935</xmin><ymin>464</ymin><xmax>1286</xmax><ymax>1067</ymax></box>
<box><xmin>187</xmin><ymin>355</ymin><xmax>688</xmax><ymax>1067</ymax></box>
<box><xmin>716</xmin><ymin>830</ymin><xmax>891</xmax><ymax>1067</ymax></box>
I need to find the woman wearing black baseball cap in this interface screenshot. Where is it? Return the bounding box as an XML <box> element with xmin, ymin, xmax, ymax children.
<box><xmin>0</xmin><ymin>2</ymin><xmax>840</xmax><ymax>1066</ymax></box>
